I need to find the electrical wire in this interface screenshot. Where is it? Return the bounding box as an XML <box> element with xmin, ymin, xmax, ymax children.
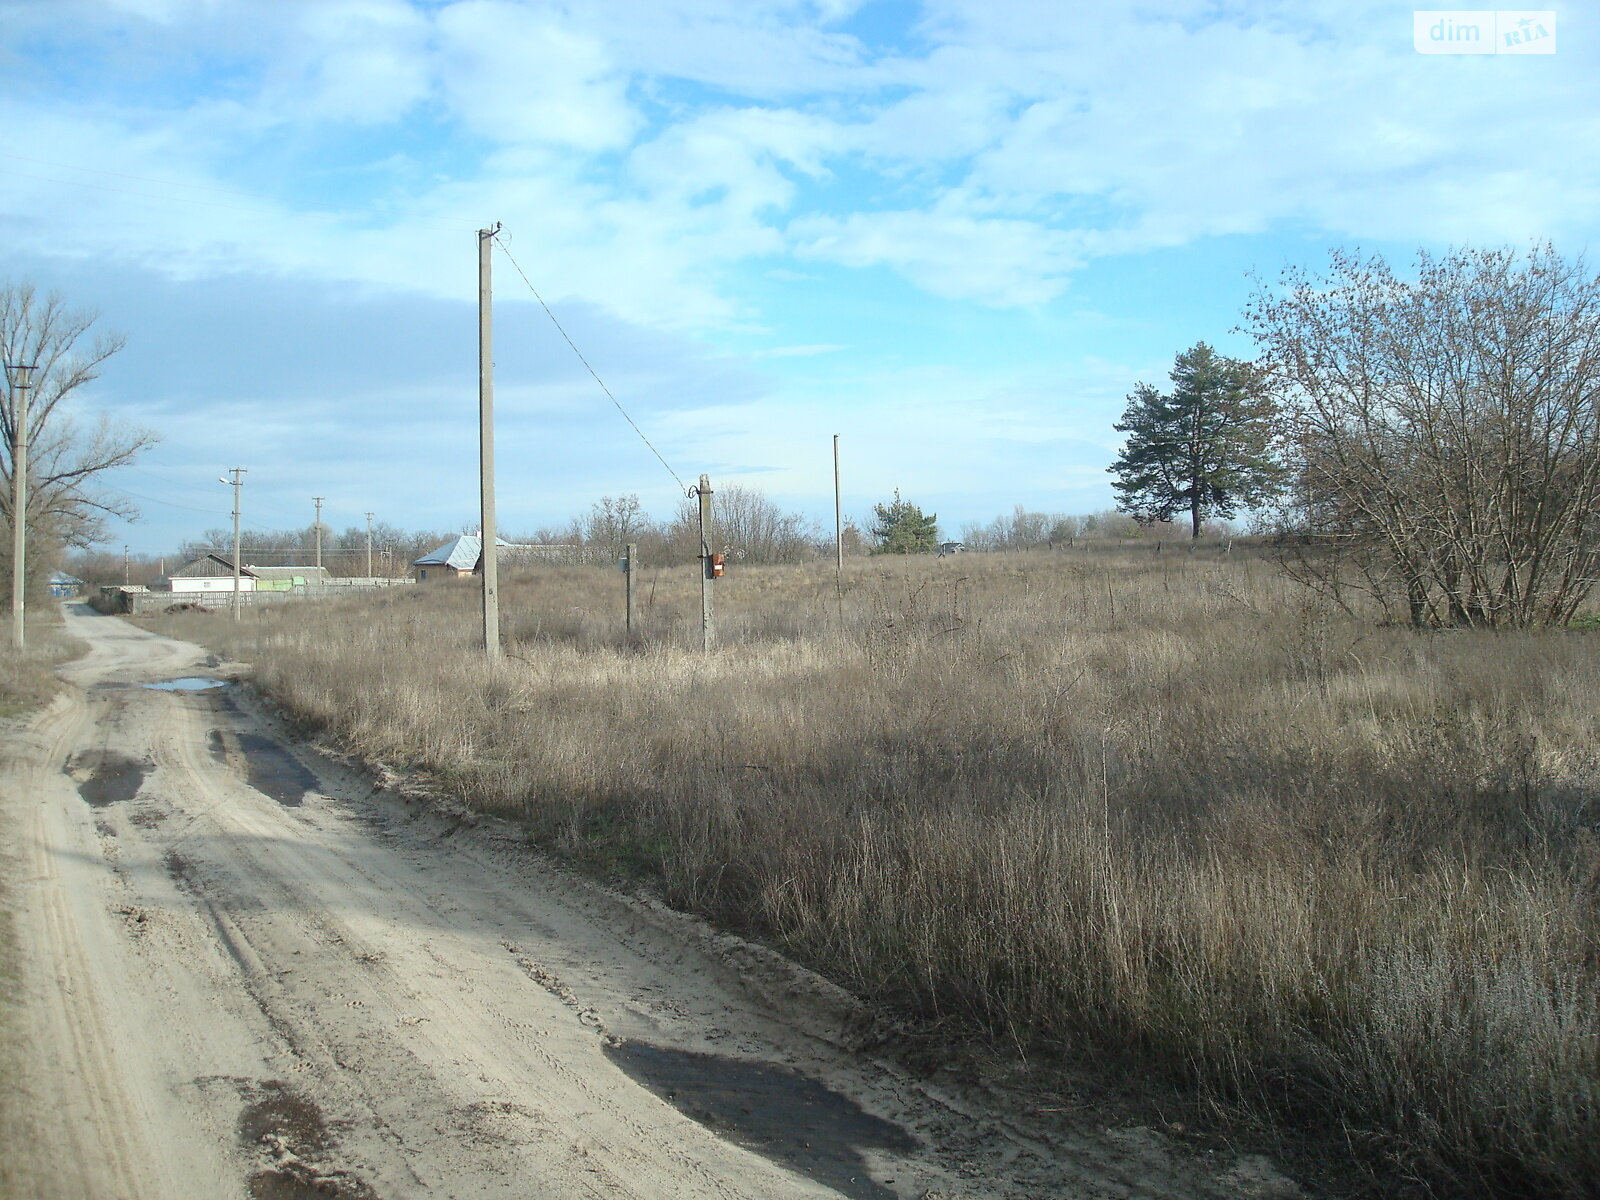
<box><xmin>95</xmin><ymin>481</ymin><xmax>230</xmax><ymax>515</ymax></box>
<box><xmin>490</xmin><ymin>232</ymin><xmax>689</xmax><ymax>494</ymax></box>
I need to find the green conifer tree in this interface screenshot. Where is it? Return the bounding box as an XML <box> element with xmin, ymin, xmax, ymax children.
<box><xmin>1108</xmin><ymin>342</ymin><xmax>1283</xmax><ymax>538</ymax></box>
<box><xmin>870</xmin><ymin>490</ymin><xmax>939</xmax><ymax>554</ymax></box>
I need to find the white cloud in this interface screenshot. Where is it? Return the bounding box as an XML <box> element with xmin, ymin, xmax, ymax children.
<box><xmin>791</xmin><ymin>202</ymin><xmax>1089</xmax><ymax>306</ymax></box>
<box><xmin>270</xmin><ymin>0</ymin><xmax>434</xmax><ymax>125</ymax></box>
<box><xmin>434</xmin><ymin>0</ymin><xmax>640</xmax><ymax>150</ymax></box>
<box><xmin>6</xmin><ymin>0</ymin><xmax>1598</xmax><ymax>337</ymax></box>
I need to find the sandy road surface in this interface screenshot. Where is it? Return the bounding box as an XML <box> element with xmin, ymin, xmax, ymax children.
<box><xmin>1</xmin><ymin>605</ymin><xmax>1294</xmax><ymax>1200</ymax></box>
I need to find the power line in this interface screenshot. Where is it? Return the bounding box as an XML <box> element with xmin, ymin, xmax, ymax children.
<box><xmin>490</xmin><ymin>233</ymin><xmax>689</xmax><ymax>494</ymax></box>
<box><xmin>96</xmin><ymin>481</ymin><xmax>230</xmax><ymax>515</ymax></box>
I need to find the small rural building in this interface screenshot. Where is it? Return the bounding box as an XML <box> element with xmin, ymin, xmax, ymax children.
<box><xmin>151</xmin><ymin>554</ymin><xmax>259</xmax><ymax>594</ymax></box>
<box><xmin>937</xmin><ymin>541</ymin><xmax>966</xmax><ymax>556</ymax></box>
<box><xmin>411</xmin><ymin>534</ymin><xmax>526</xmax><ymax>580</ymax></box>
<box><xmin>242</xmin><ymin>565</ymin><xmax>334</xmax><ymax>591</ymax></box>
<box><xmin>49</xmin><ymin>571</ymin><xmax>85</xmax><ymax>597</ymax></box>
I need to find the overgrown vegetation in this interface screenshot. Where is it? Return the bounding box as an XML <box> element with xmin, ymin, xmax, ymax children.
<box><xmin>0</xmin><ymin>614</ymin><xmax>79</xmax><ymax>717</ymax></box>
<box><xmin>145</xmin><ymin>549</ymin><xmax>1600</xmax><ymax>1197</ymax></box>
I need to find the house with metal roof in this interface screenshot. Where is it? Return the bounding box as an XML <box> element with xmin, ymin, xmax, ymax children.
<box><xmin>49</xmin><ymin>571</ymin><xmax>85</xmax><ymax>597</ymax></box>
<box><xmin>411</xmin><ymin>534</ymin><xmax>513</xmax><ymax>580</ymax></box>
<box><xmin>410</xmin><ymin>535</ymin><xmax>599</xmax><ymax>579</ymax></box>
<box><xmin>152</xmin><ymin>556</ymin><xmax>336</xmax><ymax>594</ymax></box>
<box><xmin>151</xmin><ymin>554</ymin><xmax>259</xmax><ymax>593</ymax></box>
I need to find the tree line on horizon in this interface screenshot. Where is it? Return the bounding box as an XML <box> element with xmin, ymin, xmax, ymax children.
<box><xmin>13</xmin><ymin>242</ymin><xmax>1600</xmax><ymax>627</ymax></box>
<box><xmin>65</xmin><ymin>491</ymin><xmax>1216</xmax><ymax>588</ymax></box>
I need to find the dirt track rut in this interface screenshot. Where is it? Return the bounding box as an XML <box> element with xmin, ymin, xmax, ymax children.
<box><xmin>1</xmin><ymin>605</ymin><xmax>1291</xmax><ymax>1200</ymax></box>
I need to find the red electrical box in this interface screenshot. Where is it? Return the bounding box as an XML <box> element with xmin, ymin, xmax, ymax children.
<box><xmin>709</xmin><ymin>553</ymin><xmax>726</xmax><ymax>578</ymax></box>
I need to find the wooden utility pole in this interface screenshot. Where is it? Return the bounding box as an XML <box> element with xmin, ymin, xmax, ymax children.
<box><xmin>478</xmin><ymin>224</ymin><xmax>501</xmax><ymax>661</ymax></box>
<box><xmin>223</xmin><ymin>468</ymin><xmax>246</xmax><ymax>621</ymax></box>
<box><xmin>696</xmin><ymin>474</ymin><xmax>714</xmax><ymax>652</ymax></box>
<box><xmin>7</xmin><ymin>363</ymin><xmax>34</xmax><ymax>650</ymax></box>
<box><xmin>833</xmin><ymin>432</ymin><xmax>843</xmax><ymax>570</ymax></box>
<box><xmin>624</xmin><ymin>541</ymin><xmax>637</xmax><ymax>639</ymax></box>
<box><xmin>313</xmin><ymin>496</ymin><xmax>324</xmax><ymax>570</ymax></box>
<box><xmin>365</xmin><ymin>512</ymin><xmax>375</xmax><ymax>579</ymax></box>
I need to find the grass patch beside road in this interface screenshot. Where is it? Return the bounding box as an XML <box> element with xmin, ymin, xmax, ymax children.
<box><xmin>0</xmin><ymin>617</ymin><xmax>80</xmax><ymax>718</ymax></box>
<box><xmin>0</xmin><ymin>609</ymin><xmax>82</xmax><ymax>1200</ymax></box>
<box><xmin>144</xmin><ymin>551</ymin><xmax>1600</xmax><ymax>1198</ymax></box>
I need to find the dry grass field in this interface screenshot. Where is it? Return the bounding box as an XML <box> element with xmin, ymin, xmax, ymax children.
<box><xmin>144</xmin><ymin>547</ymin><xmax>1600</xmax><ymax>1197</ymax></box>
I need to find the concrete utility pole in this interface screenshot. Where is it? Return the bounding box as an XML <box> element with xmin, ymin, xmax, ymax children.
<box><xmin>833</xmin><ymin>433</ymin><xmax>844</xmax><ymax>570</ymax></box>
<box><xmin>313</xmin><ymin>496</ymin><xmax>324</xmax><ymax>570</ymax></box>
<box><xmin>624</xmin><ymin>541</ymin><xmax>637</xmax><ymax>639</ymax></box>
<box><xmin>478</xmin><ymin>224</ymin><xmax>501</xmax><ymax>661</ymax></box>
<box><xmin>696</xmin><ymin>474</ymin><xmax>714</xmax><ymax>652</ymax></box>
<box><xmin>365</xmin><ymin>512</ymin><xmax>374</xmax><ymax>579</ymax></box>
<box><xmin>123</xmin><ymin>545</ymin><xmax>130</xmax><ymax>586</ymax></box>
<box><xmin>7</xmin><ymin>363</ymin><xmax>34</xmax><ymax>650</ymax></box>
<box><xmin>221</xmin><ymin>468</ymin><xmax>246</xmax><ymax>621</ymax></box>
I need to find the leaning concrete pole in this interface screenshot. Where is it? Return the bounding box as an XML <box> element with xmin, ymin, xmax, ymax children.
<box><xmin>7</xmin><ymin>363</ymin><xmax>33</xmax><ymax>650</ymax></box>
<box><xmin>478</xmin><ymin>223</ymin><xmax>501</xmax><ymax>661</ymax></box>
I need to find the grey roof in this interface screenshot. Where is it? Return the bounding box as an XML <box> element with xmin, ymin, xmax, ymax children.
<box><xmin>169</xmin><ymin>554</ymin><xmax>258</xmax><ymax>578</ymax></box>
<box><xmin>412</xmin><ymin>534</ymin><xmax>521</xmax><ymax>571</ymax></box>
<box><xmin>50</xmin><ymin>571</ymin><xmax>85</xmax><ymax>585</ymax></box>
<box><xmin>244</xmin><ymin>565</ymin><xmax>333</xmax><ymax>582</ymax></box>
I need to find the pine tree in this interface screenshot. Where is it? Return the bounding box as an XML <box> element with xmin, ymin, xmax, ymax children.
<box><xmin>1108</xmin><ymin>342</ymin><xmax>1282</xmax><ymax>538</ymax></box>
<box><xmin>870</xmin><ymin>490</ymin><xmax>939</xmax><ymax>554</ymax></box>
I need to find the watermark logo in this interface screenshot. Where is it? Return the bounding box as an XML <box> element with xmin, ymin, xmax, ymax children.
<box><xmin>1414</xmin><ymin>10</ymin><xmax>1556</xmax><ymax>53</ymax></box>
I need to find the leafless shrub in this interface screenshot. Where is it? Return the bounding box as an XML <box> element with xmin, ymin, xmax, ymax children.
<box><xmin>1247</xmin><ymin>245</ymin><xmax>1600</xmax><ymax>628</ymax></box>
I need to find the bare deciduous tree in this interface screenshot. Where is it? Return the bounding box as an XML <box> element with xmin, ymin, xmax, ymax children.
<box><xmin>2</xmin><ymin>283</ymin><xmax>155</xmax><ymax>564</ymax></box>
<box><xmin>582</xmin><ymin>494</ymin><xmax>647</xmax><ymax>550</ymax></box>
<box><xmin>1245</xmin><ymin>244</ymin><xmax>1600</xmax><ymax>628</ymax></box>
<box><xmin>668</xmin><ymin>483</ymin><xmax>817</xmax><ymax>565</ymax></box>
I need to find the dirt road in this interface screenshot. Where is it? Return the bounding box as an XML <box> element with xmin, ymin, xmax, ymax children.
<box><xmin>1</xmin><ymin>605</ymin><xmax>1294</xmax><ymax>1199</ymax></box>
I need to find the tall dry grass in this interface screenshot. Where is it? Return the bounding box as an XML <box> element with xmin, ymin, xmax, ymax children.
<box><xmin>0</xmin><ymin>610</ymin><xmax>80</xmax><ymax>718</ymax></box>
<box><xmin>146</xmin><ymin>549</ymin><xmax>1600</xmax><ymax>1197</ymax></box>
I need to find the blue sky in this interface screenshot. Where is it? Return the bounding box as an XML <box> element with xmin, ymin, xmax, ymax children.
<box><xmin>2</xmin><ymin>0</ymin><xmax>1595</xmax><ymax>555</ymax></box>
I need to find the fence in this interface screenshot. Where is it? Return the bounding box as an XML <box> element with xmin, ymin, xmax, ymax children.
<box><xmin>97</xmin><ymin>579</ymin><xmax>414</xmax><ymax>615</ymax></box>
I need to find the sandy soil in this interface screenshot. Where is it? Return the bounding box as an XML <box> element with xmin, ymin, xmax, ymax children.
<box><xmin>0</xmin><ymin>604</ymin><xmax>1303</xmax><ymax>1200</ymax></box>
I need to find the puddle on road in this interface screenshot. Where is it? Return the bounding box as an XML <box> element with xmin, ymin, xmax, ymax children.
<box><xmin>144</xmin><ymin>677</ymin><xmax>228</xmax><ymax>692</ymax></box>
<box><xmin>208</xmin><ymin>729</ymin><xmax>320</xmax><ymax>807</ymax></box>
<box><xmin>236</xmin><ymin>1080</ymin><xmax>381</xmax><ymax>1200</ymax></box>
<box><xmin>69</xmin><ymin>750</ymin><xmax>149</xmax><ymax>807</ymax></box>
<box><xmin>605</xmin><ymin>1042</ymin><xmax>916</xmax><ymax>1200</ymax></box>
